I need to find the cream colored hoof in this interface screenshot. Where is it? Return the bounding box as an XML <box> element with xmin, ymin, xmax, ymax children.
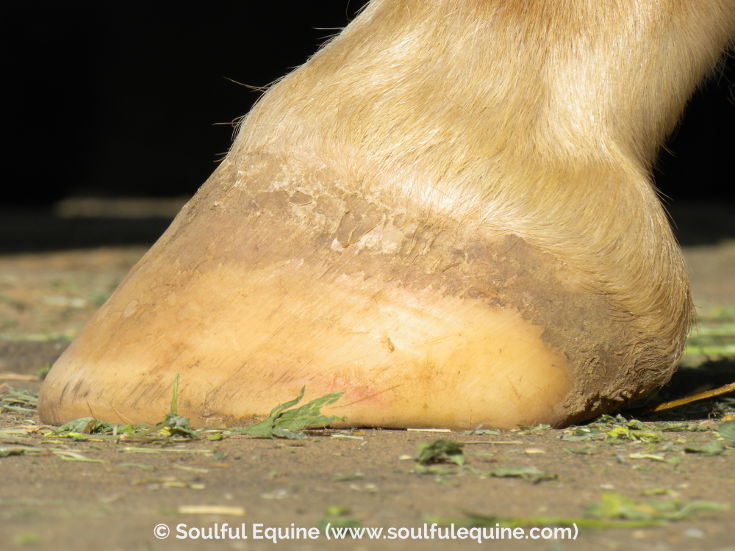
<box><xmin>38</xmin><ymin>154</ymin><xmax>684</xmax><ymax>429</ymax></box>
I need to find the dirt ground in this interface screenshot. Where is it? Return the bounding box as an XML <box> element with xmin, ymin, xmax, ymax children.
<box><xmin>0</xmin><ymin>201</ymin><xmax>733</xmax><ymax>551</ymax></box>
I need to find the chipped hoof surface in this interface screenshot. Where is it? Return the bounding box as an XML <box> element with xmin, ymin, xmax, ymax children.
<box><xmin>39</xmin><ymin>155</ymin><xmax>682</xmax><ymax>430</ymax></box>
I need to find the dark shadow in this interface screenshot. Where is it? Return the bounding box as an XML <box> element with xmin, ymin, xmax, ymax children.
<box><xmin>0</xmin><ymin>208</ymin><xmax>174</xmax><ymax>254</ymax></box>
<box><xmin>628</xmin><ymin>358</ymin><xmax>735</xmax><ymax>421</ymax></box>
<box><xmin>667</xmin><ymin>203</ymin><xmax>735</xmax><ymax>247</ymax></box>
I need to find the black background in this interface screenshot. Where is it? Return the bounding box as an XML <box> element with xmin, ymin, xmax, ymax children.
<box><xmin>4</xmin><ymin>2</ymin><xmax>733</xmax><ymax>205</ymax></box>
